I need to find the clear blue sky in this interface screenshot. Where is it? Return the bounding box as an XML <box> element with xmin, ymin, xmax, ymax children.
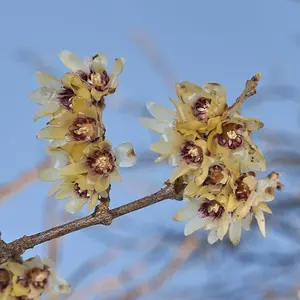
<box><xmin>0</xmin><ymin>0</ymin><xmax>299</xmax><ymax>299</ymax></box>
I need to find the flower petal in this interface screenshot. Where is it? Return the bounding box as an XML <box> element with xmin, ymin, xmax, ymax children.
<box><xmin>64</xmin><ymin>197</ymin><xmax>87</xmax><ymax>214</ymax></box>
<box><xmin>39</xmin><ymin>168</ymin><xmax>61</xmax><ymax>182</ymax></box>
<box><xmin>184</xmin><ymin>217</ymin><xmax>206</xmax><ymax>236</ymax></box>
<box><xmin>34</xmin><ymin>103</ymin><xmax>60</xmax><ymax>121</ymax></box>
<box><xmin>60</xmin><ymin>163</ymin><xmax>87</xmax><ymax>176</ymax></box>
<box><xmin>38</xmin><ymin>126</ymin><xmax>68</xmax><ymax>140</ymax></box>
<box><xmin>88</xmin><ymin>193</ymin><xmax>99</xmax><ymax>211</ymax></box>
<box><xmin>48</xmin><ymin>180</ymin><xmax>63</xmax><ymax>197</ymax></box>
<box><xmin>139</xmin><ymin>117</ymin><xmax>170</xmax><ymax>133</ymax></box>
<box><xmin>173</xmin><ymin>203</ymin><xmax>198</xmax><ymax>221</ymax></box>
<box><xmin>146</xmin><ymin>102</ymin><xmax>175</xmax><ymax>121</ymax></box>
<box><xmin>229</xmin><ymin>220</ymin><xmax>242</xmax><ymax>246</ymax></box>
<box><xmin>36</xmin><ymin>72</ymin><xmax>61</xmax><ymax>89</ymax></box>
<box><xmin>114</xmin><ymin>142</ymin><xmax>137</xmax><ymax>167</ymax></box>
<box><xmin>111</xmin><ymin>57</ymin><xmax>125</xmax><ymax>75</ymax></box>
<box><xmin>59</xmin><ymin>50</ymin><xmax>89</xmax><ymax>74</ymax></box>
<box><xmin>255</xmin><ymin>210</ymin><xmax>266</xmax><ymax>237</ymax></box>
<box><xmin>169</xmin><ymin>163</ymin><xmax>191</xmax><ymax>183</ymax></box>
<box><xmin>95</xmin><ymin>176</ymin><xmax>110</xmax><ymax>192</ymax></box>
<box><xmin>208</xmin><ymin>230</ymin><xmax>219</xmax><ymax>245</ymax></box>
<box><xmin>30</xmin><ymin>87</ymin><xmax>57</xmax><ymax>105</ymax></box>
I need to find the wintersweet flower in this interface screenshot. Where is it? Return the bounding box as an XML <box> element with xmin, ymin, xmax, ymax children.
<box><xmin>5</xmin><ymin>256</ymin><xmax>70</xmax><ymax>299</ymax></box>
<box><xmin>30</xmin><ymin>70</ymin><xmax>91</xmax><ymax>122</ymax></box>
<box><xmin>150</xmin><ymin>128</ymin><xmax>212</xmax><ymax>183</ymax></box>
<box><xmin>207</xmin><ymin>113</ymin><xmax>266</xmax><ymax>174</ymax></box>
<box><xmin>173</xmin><ymin>194</ymin><xmax>230</xmax><ymax>244</ymax></box>
<box><xmin>49</xmin><ymin>175</ymin><xmax>99</xmax><ymax>214</ymax></box>
<box><xmin>37</xmin><ymin>101</ymin><xmax>101</xmax><ymax>145</ymax></box>
<box><xmin>60</xmin><ymin>140</ymin><xmax>136</xmax><ymax>193</ymax></box>
<box><xmin>59</xmin><ymin>50</ymin><xmax>125</xmax><ymax>101</ymax></box>
<box><xmin>173</xmin><ymin>81</ymin><xmax>227</xmax><ymax>135</ymax></box>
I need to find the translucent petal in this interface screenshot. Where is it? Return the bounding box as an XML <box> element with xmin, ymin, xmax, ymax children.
<box><xmin>39</xmin><ymin>168</ymin><xmax>61</xmax><ymax>182</ymax></box>
<box><xmin>95</xmin><ymin>176</ymin><xmax>110</xmax><ymax>193</ymax></box>
<box><xmin>92</xmin><ymin>52</ymin><xmax>108</xmax><ymax>71</ymax></box>
<box><xmin>208</xmin><ymin>230</ymin><xmax>219</xmax><ymax>245</ymax></box>
<box><xmin>114</xmin><ymin>142</ymin><xmax>137</xmax><ymax>167</ymax></box>
<box><xmin>255</xmin><ymin>210</ymin><xmax>266</xmax><ymax>237</ymax></box>
<box><xmin>56</xmin><ymin>190</ymin><xmax>73</xmax><ymax>200</ymax></box>
<box><xmin>88</xmin><ymin>193</ymin><xmax>99</xmax><ymax>211</ymax></box>
<box><xmin>59</xmin><ymin>50</ymin><xmax>89</xmax><ymax>74</ymax></box>
<box><xmin>242</xmin><ymin>213</ymin><xmax>253</xmax><ymax>231</ymax></box>
<box><xmin>184</xmin><ymin>182</ymin><xmax>199</xmax><ymax>197</ymax></box>
<box><xmin>111</xmin><ymin>57</ymin><xmax>125</xmax><ymax>75</ymax></box>
<box><xmin>7</xmin><ymin>262</ymin><xmax>27</xmax><ymax>276</ymax></box>
<box><xmin>64</xmin><ymin>197</ymin><xmax>87</xmax><ymax>214</ymax></box>
<box><xmin>169</xmin><ymin>163</ymin><xmax>191</xmax><ymax>183</ymax></box>
<box><xmin>38</xmin><ymin>126</ymin><xmax>68</xmax><ymax>139</ymax></box>
<box><xmin>36</xmin><ymin>72</ymin><xmax>61</xmax><ymax>89</ymax></box>
<box><xmin>48</xmin><ymin>180</ymin><xmax>63</xmax><ymax>197</ymax></box>
<box><xmin>184</xmin><ymin>217</ymin><xmax>206</xmax><ymax>236</ymax></box>
<box><xmin>60</xmin><ymin>163</ymin><xmax>87</xmax><ymax>176</ymax></box>
<box><xmin>146</xmin><ymin>102</ymin><xmax>174</xmax><ymax>121</ymax></box>
<box><xmin>30</xmin><ymin>87</ymin><xmax>57</xmax><ymax>105</ymax></box>
<box><xmin>34</xmin><ymin>103</ymin><xmax>60</xmax><ymax>121</ymax></box>
<box><xmin>139</xmin><ymin>117</ymin><xmax>170</xmax><ymax>133</ymax></box>
<box><xmin>168</xmin><ymin>153</ymin><xmax>180</xmax><ymax>167</ymax></box>
<box><xmin>173</xmin><ymin>203</ymin><xmax>198</xmax><ymax>221</ymax></box>
<box><xmin>151</xmin><ymin>140</ymin><xmax>174</xmax><ymax>155</ymax></box>
<box><xmin>47</xmin><ymin>150</ymin><xmax>69</xmax><ymax>169</ymax></box>
<box><xmin>229</xmin><ymin>220</ymin><xmax>242</xmax><ymax>246</ymax></box>
<box><xmin>111</xmin><ymin>169</ymin><xmax>122</xmax><ymax>182</ymax></box>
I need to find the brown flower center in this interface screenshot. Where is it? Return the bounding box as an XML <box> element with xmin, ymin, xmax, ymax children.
<box><xmin>235</xmin><ymin>174</ymin><xmax>251</xmax><ymax>201</ymax></box>
<box><xmin>191</xmin><ymin>97</ymin><xmax>211</xmax><ymax>121</ymax></box>
<box><xmin>180</xmin><ymin>141</ymin><xmax>203</xmax><ymax>165</ymax></box>
<box><xmin>204</xmin><ymin>165</ymin><xmax>224</xmax><ymax>185</ymax></box>
<box><xmin>76</xmin><ymin>70</ymin><xmax>89</xmax><ymax>81</ymax></box>
<box><xmin>91</xmin><ymin>70</ymin><xmax>110</xmax><ymax>91</ymax></box>
<box><xmin>0</xmin><ymin>268</ymin><xmax>10</xmax><ymax>291</ymax></box>
<box><xmin>74</xmin><ymin>183</ymin><xmax>90</xmax><ymax>199</ymax></box>
<box><xmin>86</xmin><ymin>150</ymin><xmax>115</xmax><ymax>175</ymax></box>
<box><xmin>217</xmin><ymin>123</ymin><xmax>244</xmax><ymax>149</ymax></box>
<box><xmin>57</xmin><ymin>87</ymin><xmax>74</xmax><ymax>110</ymax></box>
<box><xmin>198</xmin><ymin>200</ymin><xmax>224</xmax><ymax>219</ymax></box>
<box><xmin>27</xmin><ymin>267</ymin><xmax>50</xmax><ymax>290</ymax></box>
<box><xmin>69</xmin><ymin>117</ymin><xmax>98</xmax><ymax>142</ymax></box>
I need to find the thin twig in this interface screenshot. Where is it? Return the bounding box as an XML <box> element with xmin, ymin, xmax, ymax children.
<box><xmin>0</xmin><ymin>181</ymin><xmax>185</xmax><ymax>264</ymax></box>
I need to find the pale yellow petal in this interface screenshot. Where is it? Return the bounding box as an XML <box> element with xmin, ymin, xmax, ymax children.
<box><xmin>184</xmin><ymin>217</ymin><xmax>206</xmax><ymax>236</ymax></box>
<box><xmin>169</xmin><ymin>163</ymin><xmax>190</xmax><ymax>183</ymax></box>
<box><xmin>173</xmin><ymin>203</ymin><xmax>198</xmax><ymax>221</ymax></box>
<box><xmin>255</xmin><ymin>210</ymin><xmax>266</xmax><ymax>237</ymax></box>
<box><xmin>111</xmin><ymin>57</ymin><xmax>125</xmax><ymax>75</ymax></box>
<box><xmin>59</xmin><ymin>50</ymin><xmax>89</xmax><ymax>74</ymax></box>
<box><xmin>36</xmin><ymin>72</ymin><xmax>61</xmax><ymax>89</ymax></box>
<box><xmin>39</xmin><ymin>168</ymin><xmax>61</xmax><ymax>182</ymax></box>
<box><xmin>34</xmin><ymin>103</ymin><xmax>60</xmax><ymax>121</ymax></box>
<box><xmin>229</xmin><ymin>220</ymin><xmax>242</xmax><ymax>246</ymax></box>
<box><xmin>38</xmin><ymin>126</ymin><xmax>68</xmax><ymax>139</ymax></box>
<box><xmin>60</xmin><ymin>163</ymin><xmax>87</xmax><ymax>176</ymax></box>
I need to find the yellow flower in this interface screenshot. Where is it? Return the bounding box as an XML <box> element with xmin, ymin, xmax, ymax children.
<box><xmin>49</xmin><ymin>175</ymin><xmax>100</xmax><ymax>214</ymax></box>
<box><xmin>59</xmin><ymin>141</ymin><xmax>136</xmax><ymax>193</ymax></box>
<box><xmin>173</xmin><ymin>81</ymin><xmax>227</xmax><ymax>135</ymax></box>
<box><xmin>30</xmin><ymin>70</ymin><xmax>91</xmax><ymax>122</ymax></box>
<box><xmin>207</xmin><ymin>113</ymin><xmax>266</xmax><ymax>174</ymax></box>
<box><xmin>37</xmin><ymin>102</ymin><xmax>100</xmax><ymax>145</ymax></box>
<box><xmin>184</xmin><ymin>162</ymin><xmax>230</xmax><ymax>196</ymax></box>
<box><xmin>139</xmin><ymin>101</ymin><xmax>176</xmax><ymax>134</ymax></box>
<box><xmin>7</xmin><ymin>256</ymin><xmax>70</xmax><ymax>299</ymax></box>
<box><xmin>59</xmin><ymin>50</ymin><xmax>125</xmax><ymax>101</ymax></box>
<box><xmin>150</xmin><ymin>128</ymin><xmax>212</xmax><ymax>183</ymax></box>
<box><xmin>173</xmin><ymin>194</ymin><xmax>230</xmax><ymax>244</ymax></box>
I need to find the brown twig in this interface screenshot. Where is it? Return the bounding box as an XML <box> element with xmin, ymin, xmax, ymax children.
<box><xmin>0</xmin><ymin>159</ymin><xmax>49</xmax><ymax>203</ymax></box>
<box><xmin>226</xmin><ymin>72</ymin><xmax>262</xmax><ymax>117</ymax></box>
<box><xmin>0</xmin><ymin>181</ymin><xmax>185</xmax><ymax>264</ymax></box>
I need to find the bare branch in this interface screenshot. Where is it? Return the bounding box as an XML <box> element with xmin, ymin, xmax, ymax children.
<box><xmin>0</xmin><ymin>181</ymin><xmax>185</xmax><ymax>264</ymax></box>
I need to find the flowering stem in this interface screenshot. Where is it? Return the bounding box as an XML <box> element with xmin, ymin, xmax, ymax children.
<box><xmin>0</xmin><ymin>181</ymin><xmax>185</xmax><ymax>264</ymax></box>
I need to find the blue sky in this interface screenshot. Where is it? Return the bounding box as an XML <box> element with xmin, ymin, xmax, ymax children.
<box><xmin>0</xmin><ymin>0</ymin><xmax>299</xmax><ymax>299</ymax></box>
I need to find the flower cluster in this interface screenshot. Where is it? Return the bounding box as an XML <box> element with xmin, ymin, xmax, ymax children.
<box><xmin>30</xmin><ymin>51</ymin><xmax>136</xmax><ymax>213</ymax></box>
<box><xmin>141</xmin><ymin>75</ymin><xmax>281</xmax><ymax>245</ymax></box>
<box><xmin>0</xmin><ymin>256</ymin><xmax>70</xmax><ymax>299</ymax></box>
